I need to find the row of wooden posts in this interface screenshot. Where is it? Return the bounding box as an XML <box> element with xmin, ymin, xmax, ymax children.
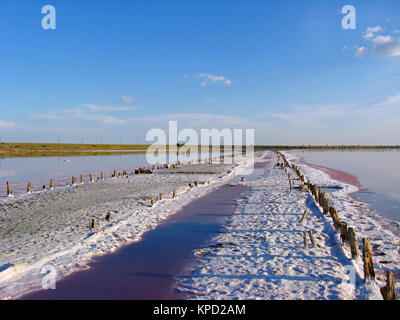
<box><xmin>5</xmin><ymin>163</ymin><xmax>181</xmax><ymax>197</ymax></box>
<box><xmin>149</xmin><ymin>181</ymin><xmax>198</xmax><ymax>207</ymax></box>
<box><xmin>90</xmin><ymin>180</ymin><xmax>199</xmax><ymax>231</ymax></box>
<box><xmin>275</xmin><ymin>151</ymin><xmax>396</xmax><ymax>300</ymax></box>
<box><xmin>5</xmin><ymin>155</ymin><xmax>231</xmax><ymax>196</ymax></box>
<box><xmin>6</xmin><ymin>172</ymin><xmax>108</xmax><ymax>196</ymax></box>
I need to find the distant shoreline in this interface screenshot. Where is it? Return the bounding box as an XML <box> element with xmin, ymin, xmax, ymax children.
<box><xmin>0</xmin><ymin>142</ymin><xmax>399</xmax><ymax>159</ymax></box>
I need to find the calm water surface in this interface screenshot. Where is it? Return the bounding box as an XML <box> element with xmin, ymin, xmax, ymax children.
<box><xmin>291</xmin><ymin>149</ymin><xmax>400</xmax><ymax>222</ymax></box>
<box><xmin>0</xmin><ymin>152</ymin><xmax>227</xmax><ymax>197</ymax></box>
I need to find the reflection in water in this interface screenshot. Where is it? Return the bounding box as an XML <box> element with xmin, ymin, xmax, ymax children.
<box><xmin>292</xmin><ymin>149</ymin><xmax>400</xmax><ymax>222</ymax></box>
<box><xmin>0</xmin><ymin>151</ymin><xmax>237</xmax><ymax>197</ymax></box>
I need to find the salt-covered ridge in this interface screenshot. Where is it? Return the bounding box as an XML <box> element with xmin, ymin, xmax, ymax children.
<box><xmin>176</xmin><ymin>151</ymin><xmax>398</xmax><ymax>300</ymax></box>
<box><xmin>0</xmin><ymin>153</ymin><xmax>262</xmax><ymax>300</ymax></box>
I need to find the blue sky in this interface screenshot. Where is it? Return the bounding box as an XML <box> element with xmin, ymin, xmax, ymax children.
<box><xmin>1</xmin><ymin>0</ymin><xmax>400</xmax><ymax>145</ymax></box>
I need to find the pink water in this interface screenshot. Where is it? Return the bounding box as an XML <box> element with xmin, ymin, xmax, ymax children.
<box><xmin>22</xmin><ymin>160</ymin><xmax>269</xmax><ymax>299</ymax></box>
<box><xmin>291</xmin><ymin>149</ymin><xmax>400</xmax><ymax>223</ymax></box>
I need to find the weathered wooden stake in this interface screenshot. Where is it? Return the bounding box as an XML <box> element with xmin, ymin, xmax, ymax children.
<box><xmin>27</xmin><ymin>182</ymin><xmax>32</xmax><ymax>193</ymax></box>
<box><xmin>299</xmin><ymin>210</ymin><xmax>308</xmax><ymax>223</ymax></box>
<box><xmin>90</xmin><ymin>174</ymin><xmax>94</xmax><ymax>183</ymax></box>
<box><xmin>151</xmin><ymin>197</ymin><xmax>155</xmax><ymax>206</ymax></box>
<box><xmin>105</xmin><ymin>212</ymin><xmax>111</xmax><ymax>222</ymax></box>
<box><xmin>72</xmin><ymin>176</ymin><xmax>76</xmax><ymax>185</ymax></box>
<box><xmin>308</xmin><ymin>230</ymin><xmax>316</xmax><ymax>247</ymax></box>
<box><xmin>312</xmin><ymin>185</ymin><xmax>319</xmax><ymax>203</ymax></box>
<box><xmin>50</xmin><ymin>179</ymin><xmax>54</xmax><ymax>189</ymax></box>
<box><xmin>91</xmin><ymin>218</ymin><xmax>96</xmax><ymax>229</ymax></box>
<box><xmin>380</xmin><ymin>271</ymin><xmax>396</xmax><ymax>300</ymax></box>
<box><xmin>113</xmin><ymin>170</ymin><xmax>117</xmax><ymax>178</ymax></box>
<box><xmin>348</xmin><ymin>227</ymin><xmax>360</xmax><ymax>259</ymax></box>
<box><xmin>323</xmin><ymin>193</ymin><xmax>329</xmax><ymax>214</ymax></box>
<box><xmin>80</xmin><ymin>174</ymin><xmax>84</xmax><ymax>184</ymax></box>
<box><xmin>362</xmin><ymin>238</ymin><xmax>375</xmax><ymax>280</ymax></box>
<box><xmin>340</xmin><ymin>222</ymin><xmax>349</xmax><ymax>243</ymax></box>
<box><xmin>173</xmin><ymin>190</ymin><xmax>177</xmax><ymax>198</ymax></box>
<box><xmin>329</xmin><ymin>206</ymin><xmax>342</xmax><ymax>230</ymax></box>
<box><xmin>101</xmin><ymin>172</ymin><xmax>104</xmax><ymax>181</ymax></box>
<box><xmin>159</xmin><ymin>193</ymin><xmax>163</xmax><ymax>200</ymax></box>
<box><xmin>6</xmin><ymin>182</ymin><xmax>11</xmax><ymax>196</ymax></box>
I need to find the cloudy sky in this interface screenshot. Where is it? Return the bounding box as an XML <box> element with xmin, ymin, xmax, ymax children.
<box><xmin>1</xmin><ymin>0</ymin><xmax>400</xmax><ymax>145</ymax></box>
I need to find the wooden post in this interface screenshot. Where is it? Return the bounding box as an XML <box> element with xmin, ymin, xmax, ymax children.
<box><xmin>380</xmin><ymin>271</ymin><xmax>396</xmax><ymax>300</ymax></box>
<box><xmin>303</xmin><ymin>232</ymin><xmax>308</xmax><ymax>249</ymax></box>
<box><xmin>151</xmin><ymin>197</ymin><xmax>155</xmax><ymax>206</ymax></box>
<box><xmin>91</xmin><ymin>218</ymin><xmax>96</xmax><ymax>229</ymax></box>
<box><xmin>6</xmin><ymin>182</ymin><xmax>11</xmax><ymax>196</ymax></box>
<box><xmin>313</xmin><ymin>186</ymin><xmax>319</xmax><ymax>203</ymax></box>
<box><xmin>348</xmin><ymin>227</ymin><xmax>360</xmax><ymax>259</ymax></box>
<box><xmin>80</xmin><ymin>174</ymin><xmax>84</xmax><ymax>184</ymax></box>
<box><xmin>101</xmin><ymin>172</ymin><xmax>104</xmax><ymax>181</ymax></box>
<box><xmin>90</xmin><ymin>174</ymin><xmax>94</xmax><ymax>183</ymax></box>
<box><xmin>27</xmin><ymin>182</ymin><xmax>32</xmax><ymax>193</ymax></box>
<box><xmin>194</xmin><ymin>181</ymin><xmax>198</xmax><ymax>187</ymax></box>
<box><xmin>159</xmin><ymin>193</ymin><xmax>163</xmax><ymax>201</ymax></box>
<box><xmin>105</xmin><ymin>212</ymin><xmax>111</xmax><ymax>222</ymax></box>
<box><xmin>323</xmin><ymin>193</ymin><xmax>329</xmax><ymax>214</ymax></box>
<box><xmin>299</xmin><ymin>210</ymin><xmax>308</xmax><ymax>223</ymax></box>
<box><xmin>50</xmin><ymin>179</ymin><xmax>54</xmax><ymax>189</ymax></box>
<box><xmin>329</xmin><ymin>206</ymin><xmax>342</xmax><ymax>230</ymax></box>
<box><xmin>72</xmin><ymin>176</ymin><xmax>76</xmax><ymax>185</ymax></box>
<box><xmin>308</xmin><ymin>230</ymin><xmax>316</xmax><ymax>247</ymax></box>
<box><xmin>362</xmin><ymin>238</ymin><xmax>375</xmax><ymax>280</ymax></box>
<box><xmin>113</xmin><ymin>170</ymin><xmax>117</xmax><ymax>178</ymax></box>
<box><xmin>173</xmin><ymin>190</ymin><xmax>177</xmax><ymax>198</ymax></box>
<box><xmin>340</xmin><ymin>222</ymin><xmax>349</xmax><ymax>243</ymax></box>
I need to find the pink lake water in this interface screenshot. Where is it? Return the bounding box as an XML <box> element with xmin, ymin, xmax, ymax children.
<box><xmin>290</xmin><ymin>149</ymin><xmax>400</xmax><ymax>223</ymax></box>
<box><xmin>21</xmin><ymin>158</ymin><xmax>270</xmax><ymax>299</ymax></box>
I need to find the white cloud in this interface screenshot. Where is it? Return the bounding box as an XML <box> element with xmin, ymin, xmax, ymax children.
<box><xmin>372</xmin><ymin>35</ymin><xmax>393</xmax><ymax>45</ymax></box>
<box><xmin>354</xmin><ymin>46</ymin><xmax>368</xmax><ymax>57</ymax></box>
<box><xmin>128</xmin><ymin>112</ymin><xmax>265</xmax><ymax>130</ymax></box>
<box><xmin>364</xmin><ymin>32</ymin><xmax>375</xmax><ymax>39</ymax></box>
<box><xmin>367</xmin><ymin>26</ymin><xmax>383</xmax><ymax>33</ymax></box>
<box><xmin>263</xmin><ymin>93</ymin><xmax>400</xmax><ymax>129</ymax></box>
<box><xmin>371</xmin><ymin>37</ymin><xmax>400</xmax><ymax>57</ymax></box>
<box><xmin>363</xmin><ymin>26</ymin><xmax>383</xmax><ymax>40</ymax></box>
<box><xmin>0</xmin><ymin>120</ymin><xmax>16</xmax><ymax>129</ymax></box>
<box><xmin>31</xmin><ymin>108</ymin><xmax>126</xmax><ymax>125</ymax></box>
<box><xmin>196</xmin><ymin>73</ymin><xmax>233</xmax><ymax>86</ymax></box>
<box><xmin>355</xmin><ymin>25</ymin><xmax>400</xmax><ymax>57</ymax></box>
<box><xmin>380</xmin><ymin>92</ymin><xmax>400</xmax><ymax>105</ymax></box>
<box><xmin>121</xmin><ymin>96</ymin><xmax>135</xmax><ymax>103</ymax></box>
<box><xmin>84</xmin><ymin>104</ymin><xmax>139</xmax><ymax>112</ymax></box>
